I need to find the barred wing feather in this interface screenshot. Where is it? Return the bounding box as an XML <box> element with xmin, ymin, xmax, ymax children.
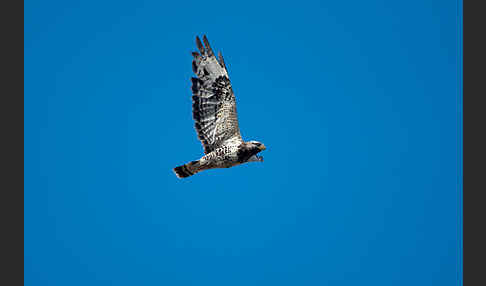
<box><xmin>191</xmin><ymin>36</ymin><xmax>243</xmax><ymax>154</ymax></box>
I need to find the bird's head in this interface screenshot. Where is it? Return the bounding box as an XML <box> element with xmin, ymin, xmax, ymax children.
<box><xmin>241</xmin><ymin>140</ymin><xmax>266</xmax><ymax>162</ymax></box>
<box><xmin>247</xmin><ymin>140</ymin><xmax>266</xmax><ymax>151</ymax></box>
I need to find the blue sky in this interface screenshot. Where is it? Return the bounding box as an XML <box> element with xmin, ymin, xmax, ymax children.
<box><xmin>25</xmin><ymin>0</ymin><xmax>462</xmax><ymax>285</ymax></box>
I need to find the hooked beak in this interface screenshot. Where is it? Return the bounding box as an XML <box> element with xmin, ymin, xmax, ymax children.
<box><xmin>258</xmin><ymin>144</ymin><xmax>266</xmax><ymax>151</ymax></box>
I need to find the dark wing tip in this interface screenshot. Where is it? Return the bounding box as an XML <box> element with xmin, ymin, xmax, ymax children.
<box><xmin>217</xmin><ymin>51</ymin><xmax>227</xmax><ymax>70</ymax></box>
<box><xmin>195</xmin><ymin>36</ymin><xmax>205</xmax><ymax>54</ymax></box>
<box><xmin>202</xmin><ymin>35</ymin><xmax>214</xmax><ymax>56</ymax></box>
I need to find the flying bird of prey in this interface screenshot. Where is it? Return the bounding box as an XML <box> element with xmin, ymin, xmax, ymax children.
<box><xmin>173</xmin><ymin>35</ymin><xmax>266</xmax><ymax>178</ymax></box>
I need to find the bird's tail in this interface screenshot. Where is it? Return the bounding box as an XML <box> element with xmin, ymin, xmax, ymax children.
<box><xmin>173</xmin><ymin>160</ymin><xmax>200</xmax><ymax>178</ymax></box>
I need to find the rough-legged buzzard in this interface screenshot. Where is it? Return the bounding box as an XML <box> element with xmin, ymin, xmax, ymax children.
<box><xmin>173</xmin><ymin>36</ymin><xmax>266</xmax><ymax>178</ymax></box>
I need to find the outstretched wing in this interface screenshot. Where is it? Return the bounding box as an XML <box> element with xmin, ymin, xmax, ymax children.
<box><xmin>191</xmin><ymin>35</ymin><xmax>243</xmax><ymax>154</ymax></box>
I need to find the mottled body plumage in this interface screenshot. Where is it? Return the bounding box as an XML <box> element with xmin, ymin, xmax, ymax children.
<box><xmin>173</xmin><ymin>36</ymin><xmax>266</xmax><ymax>178</ymax></box>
